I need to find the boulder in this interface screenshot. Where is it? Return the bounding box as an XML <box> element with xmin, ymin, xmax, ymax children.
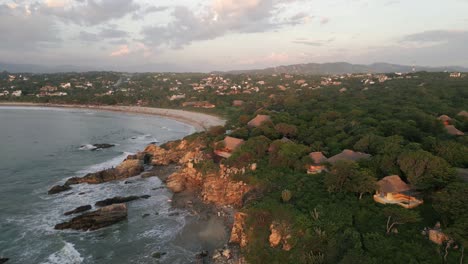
<box><xmin>55</xmin><ymin>204</ymin><xmax>127</xmax><ymax>231</ymax></box>
<box><xmin>0</xmin><ymin>258</ymin><xmax>9</xmax><ymax>264</ymax></box>
<box><xmin>48</xmin><ymin>184</ymin><xmax>71</xmax><ymax>195</ymax></box>
<box><xmin>65</xmin><ymin>159</ymin><xmax>144</xmax><ymax>185</ymax></box>
<box><xmin>64</xmin><ymin>205</ymin><xmax>92</xmax><ymax>216</ymax></box>
<box><xmin>166</xmin><ymin>173</ymin><xmax>187</xmax><ymax>193</ymax></box>
<box><xmin>229</xmin><ymin>212</ymin><xmax>248</xmax><ymax>247</ymax></box>
<box><xmin>95</xmin><ymin>196</ymin><xmax>141</xmax><ymax>207</ymax></box>
<box><xmin>91</xmin><ymin>144</ymin><xmax>115</xmax><ymax>150</ymax></box>
<box><xmin>269</xmin><ymin>223</ymin><xmax>282</xmax><ymax>248</ymax></box>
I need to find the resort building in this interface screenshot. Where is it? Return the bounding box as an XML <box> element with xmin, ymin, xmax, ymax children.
<box><xmin>373</xmin><ymin>175</ymin><xmax>423</xmax><ymax>209</ymax></box>
<box><xmin>247</xmin><ymin>115</ymin><xmax>272</xmax><ymax>128</ymax></box>
<box><xmin>214</xmin><ymin>136</ymin><xmax>245</xmax><ymax>159</ymax></box>
<box><xmin>307</xmin><ymin>152</ymin><xmax>328</xmax><ymax>174</ymax></box>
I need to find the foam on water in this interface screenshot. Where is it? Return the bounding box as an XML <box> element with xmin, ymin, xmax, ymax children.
<box><xmin>76</xmin><ymin>152</ymin><xmax>131</xmax><ymax>175</ymax></box>
<box><xmin>43</xmin><ymin>242</ymin><xmax>83</xmax><ymax>264</ymax></box>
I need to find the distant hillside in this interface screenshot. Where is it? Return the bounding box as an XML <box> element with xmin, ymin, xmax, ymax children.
<box><xmin>0</xmin><ymin>62</ymin><xmax>92</xmax><ymax>73</ymax></box>
<box><xmin>225</xmin><ymin>62</ymin><xmax>468</xmax><ymax>75</ymax></box>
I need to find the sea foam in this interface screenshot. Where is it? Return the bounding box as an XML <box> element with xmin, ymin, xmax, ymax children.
<box><xmin>43</xmin><ymin>242</ymin><xmax>83</xmax><ymax>264</ymax></box>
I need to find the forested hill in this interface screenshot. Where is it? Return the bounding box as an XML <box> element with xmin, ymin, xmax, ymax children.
<box><xmin>224</xmin><ymin>62</ymin><xmax>468</xmax><ymax>75</ymax></box>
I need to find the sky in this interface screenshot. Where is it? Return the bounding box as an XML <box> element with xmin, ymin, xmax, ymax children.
<box><xmin>0</xmin><ymin>0</ymin><xmax>467</xmax><ymax>72</ymax></box>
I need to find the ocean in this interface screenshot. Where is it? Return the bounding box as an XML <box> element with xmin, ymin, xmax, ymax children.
<box><xmin>0</xmin><ymin>106</ymin><xmax>211</xmax><ymax>263</ymax></box>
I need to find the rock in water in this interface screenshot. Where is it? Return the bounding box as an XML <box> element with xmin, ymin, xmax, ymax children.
<box><xmin>48</xmin><ymin>184</ymin><xmax>71</xmax><ymax>195</ymax></box>
<box><xmin>91</xmin><ymin>143</ymin><xmax>115</xmax><ymax>150</ymax></box>
<box><xmin>0</xmin><ymin>258</ymin><xmax>9</xmax><ymax>263</ymax></box>
<box><xmin>64</xmin><ymin>205</ymin><xmax>92</xmax><ymax>216</ymax></box>
<box><xmin>65</xmin><ymin>159</ymin><xmax>144</xmax><ymax>185</ymax></box>
<box><xmin>95</xmin><ymin>196</ymin><xmax>141</xmax><ymax>207</ymax></box>
<box><xmin>55</xmin><ymin>204</ymin><xmax>128</xmax><ymax>231</ymax></box>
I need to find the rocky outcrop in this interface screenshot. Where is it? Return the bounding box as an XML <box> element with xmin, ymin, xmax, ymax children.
<box><xmin>229</xmin><ymin>212</ymin><xmax>248</xmax><ymax>248</ymax></box>
<box><xmin>65</xmin><ymin>158</ymin><xmax>144</xmax><ymax>185</ymax></box>
<box><xmin>48</xmin><ymin>184</ymin><xmax>71</xmax><ymax>194</ymax></box>
<box><xmin>64</xmin><ymin>205</ymin><xmax>92</xmax><ymax>216</ymax></box>
<box><xmin>95</xmin><ymin>195</ymin><xmax>149</xmax><ymax>207</ymax></box>
<box><xmin>55</xmin><ymin>204</ymin><xmax>127</xmax><ymax>231</ymax></box>
<box><xmin>0</xmin><ymin>258</ymin><xmax>9</xmax><ymax>264</ymax></box>
<box><xmin>91</xmin><ymin>143</ymin><xmax>115</xmax><ymax>150</ymax></box>
<box><xmin>166</xmin><ymin>165</ymin><xmax>203</xmax><ymax>193</ymax></box>
<box><xmin>202</xmin><ymin>175</ymin><xmax>250</xmax><ymax>208</ymax></box>
<box><xmin>269</xmin><ymin>221</ymin><xmax>293</xmax><ymax>251</ymax></box>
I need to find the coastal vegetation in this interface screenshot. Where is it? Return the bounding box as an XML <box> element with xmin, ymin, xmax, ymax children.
<box><xmin>1</xmin><ymin>71</ymin><xmax>467</xmax><ymax>263</ymax></box>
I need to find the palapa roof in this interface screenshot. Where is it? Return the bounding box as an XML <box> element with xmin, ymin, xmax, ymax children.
<box><xmin>247</xmin><ymin>115</ymin><xmax>271</xmax><ymax>128</ymax></box>
<box><xmin>457</xmin><ymin>110</ymin><xmax>468</xmax><ymax>118</ymax></box>
<box><xmin>438</xmin><ymin>115</ymin><xmax>452</xmax><ymax>122</ymax></box>
<box><xmin>327</xmin><ymin>149</ymin><xmax>371</xmax><ymax>164</ymax></box>
<box><xmin>445</xmin><ymin>125</ymin><xmax>465</xmax><ymax>136</ymax></box>
<box><xmin>223</xmin><ymin>136</ymin><xmax>244</xmax><ymax>151</ymax></box>
<box><xmin>309</xmin><ymin>152</ymin><xmax>327</xmax><ymax>164</ymax></box>
<box><xmin>377</xmin><ymin>175</ymin><xmax>411</xmax><ymax>193</ymax></box>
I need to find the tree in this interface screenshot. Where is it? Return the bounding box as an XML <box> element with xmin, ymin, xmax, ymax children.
<box><xmin>397</xmin><ymin>150</ymin><xmax>455</xmax><ymax>190</ymax></box>
<box><xmin>383</xmin><ymin>207</ymin><xmax>421</xmax><ymax>234</ymax></box>
<box><xmin>275</xmin><ymin>123</ymin><xmax>298</xmax><ymax>138</ymax></box>
<box><xmin>325</xmin><ymin>161</ymin><xmax>377</xmax><ymax>199</ymax></box>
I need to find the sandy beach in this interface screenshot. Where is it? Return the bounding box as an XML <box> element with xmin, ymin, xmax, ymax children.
<box><xmin>0</xmin><ymin>102</ymin><xmax>226</xmax><ymax>132</ymax></box>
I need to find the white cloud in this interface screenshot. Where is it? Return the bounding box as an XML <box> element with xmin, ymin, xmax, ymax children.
<box><xmin>110</xmin><ymin>45</ymin><xmax>130</xmax><ymax>57</ymax></box>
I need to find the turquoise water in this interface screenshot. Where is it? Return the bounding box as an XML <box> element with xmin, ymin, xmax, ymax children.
<box><xmin>0</xmin><ymin>107</ymin><xmax>205</xmax><ymax>263</ymax></box>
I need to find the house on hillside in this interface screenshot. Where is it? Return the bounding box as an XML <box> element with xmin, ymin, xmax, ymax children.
<box><xmin>438</xmin><ymin>115</ymin><xmax>464</xmax><ymax>136</ymax></box>
<box><xmin>445</xmin><ymin>125</ymin><xmax>465</xmax><ymax>136</ymax></box>
<box><xmin>214</xmin><ymin>136</ymin><xmax>245</xmax><ymax>158</ymax></box>
<box><xmin>307</xmin><ymin>152</ymin><xmax>328</xmax><ymax>174</ymax></box>
<box><xmin>457</xmin><ymin>110</ymin><xmax>468</xmax><ymax>119</ymax></box>
<box><xmin>247</xmin><ymin>115</ymin><xmax>272</xmax><ymax>128</ymax></box>
<box><xmin>438</xmin><ymin>115</ymin><xmax>452</xmax><ymax>125</ymax></box>
<box><xmin>327</xmin><ymin>149</ymin><xmax>371</xmax><ymax>164</ymax></box>
<box><xmin>373</xmin><ymin>175</ymin><xmax>423</xmax><ymax>209</ymax></box>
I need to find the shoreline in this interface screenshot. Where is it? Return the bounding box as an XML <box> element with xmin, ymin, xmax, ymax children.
<box><xmin>0</xmin><ymin>102</ymin><xmax>226</xmax><ymax>132</ymax></box>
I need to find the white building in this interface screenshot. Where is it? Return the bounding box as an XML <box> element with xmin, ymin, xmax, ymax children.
<box><xmin>12</xmin><ymin>90</ymin><xmax>22</xmax><ymax>97</ymax></box>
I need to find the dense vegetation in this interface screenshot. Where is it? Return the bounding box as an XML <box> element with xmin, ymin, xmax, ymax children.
<box><xmin>2</xmin><ymin>71</ymin><xmax>467</xmax><ymax>263</ymax></box>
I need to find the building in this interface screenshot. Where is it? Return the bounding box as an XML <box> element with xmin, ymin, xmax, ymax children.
<box><xmin>445</xmin><ymin>125</ymin><xmax>465</xmax><ymax>136</ymax></box>
<box><xmin>12</xmin><ymin>90</ymin><xmax>22</xmax><ymax>97</ymax></box>
<box><xmin>450</xmin><ymin>72</ymin><xmax>461</xmax><ymax>78</ymax></box>
<box><xmin>327</xmin><ymin>149</ymin><xmax>371</xmax><ymax>164</ymax></box>
<box><xmin>233</xmin><ymin>100</ymin><xmax>244</xmax><ymax>107</ymax></box>
<box><xmin>247</xmin><ymin>115</ymin><xmax>272</xmax><ymax>128</ymax></box>
<box><xmin>373</xmin><ymin>175</ymin><xmax>423</xmax><ymax>209</ymax></box>
<box><xmin>307</xmin><ymin>152</ymin><xmax>328</xmax><ymax>174</ymax></box>
<box><xmin>214</xmin><ymin>136</ymin><xmax>245</xmax><ymax>158</ymax></box>
<box><xmin>438</xmin><ymin>115</ymin><xmax>452</xmax><ymax>125</ymax></box>
<box><xmin>457</xmin><ymin>110</ymin><xmax>468</xmax><ymax>119</ymax></box>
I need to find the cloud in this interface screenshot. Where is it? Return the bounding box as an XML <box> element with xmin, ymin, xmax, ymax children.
<box><xmin>292</xmin><ymin>37</ymin><xmax>334</xmax><ymax>46</ymax></box>
<box><xmin>0</xmin><ymin>4</ymin><xmax>61</xmax><ymax>50</ymax></box>
<box><xmin>109</xmin><ymin>43</ymin><xmax>152</xmax><ymax>57</ymax></box>
<box><xmin>401</xmin><ymin>30</ymin><xmax>468</xmax><ymax>44</ymax></box>
<box><xmin>78</xmin><ymin>28</ymin><xmax>129</xmax><ymax>42</ymax></box>
<box><xmin>132</xmin><ymin>5</ymin><xmax>169</xmax><ymax>20</ymax></box>
<box><xmin>110</xmin><ymin>45</ymin><xmax>130</xmax><ymax>57</ymax></box>
<box><xmin>142</xmin><ymin>0</ymin><xmax>310</xmax><ymax>49</ymax></box>
<box><xmin>42</xmin><ymin>0</ymin><xmax>140</xmax><ymax>26</ymax></box>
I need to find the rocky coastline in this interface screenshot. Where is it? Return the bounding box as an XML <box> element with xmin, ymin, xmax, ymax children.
<box><xmin>48</xmin><ymin>135</ymin><xmax>251</xmax><ymax>263</ymax></box>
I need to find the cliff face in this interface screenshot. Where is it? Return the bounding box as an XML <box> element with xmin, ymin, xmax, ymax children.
<box><xmin>146</xmin><ymin>138</ymin><xmax>253</xmax><ymax>208</ymax></box>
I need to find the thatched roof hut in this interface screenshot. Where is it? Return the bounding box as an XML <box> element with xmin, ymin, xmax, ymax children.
<box><xmin>224</xmin><ymin>136</ymin><xmax>245</xmax><ymax>151</ymax></box>
<box><xmin>438</xmin><ymin>115</ymin><xmax>452</xmax><ymax>122</ymax></box>
<box><xmin>309</xmin><ymin>152</ymin><xmax>327</xmax><ymax>164</ymax></box>
<box><xmin>247</xmin><ymin>115</ymin><xmax>271</xmax><ymax>128</ymax></box>
<box><xmin>377</xmin><ymin>175</ymin><xmax>411</xmax><ymax>193</ymax></box>
<box><xmin>457</xmin><ymin>110</ymin><xmax>468</xmax><ymax>118</ymax></box>
<box><xmin>327</xmin><ymin>149</ymin><xmax>371</xmax><ymax>164</ymax></box>
<box><xmin>445</xmin><ymin>125</ymin><xmax>464</xmax><ymax>136</ymax></box>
